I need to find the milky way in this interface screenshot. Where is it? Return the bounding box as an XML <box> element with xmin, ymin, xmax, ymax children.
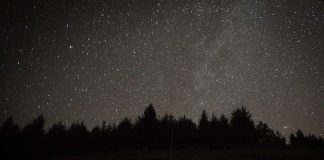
<box><xmin>1</xmin><ymin>0</ymin><xmax>323</xmax><ymax>137</ymax></box>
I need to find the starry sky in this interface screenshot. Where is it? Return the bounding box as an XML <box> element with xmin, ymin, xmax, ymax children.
<box><xmin>1</xmin><ymin>0</ymin><xmax>323</xmax><ymax>137</ymax></box>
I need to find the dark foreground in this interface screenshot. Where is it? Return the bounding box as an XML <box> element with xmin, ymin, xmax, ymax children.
<box><xmin>52</xmin><ymin>148</ymin><xmax>324</xmax><ymax>160</ymax></box>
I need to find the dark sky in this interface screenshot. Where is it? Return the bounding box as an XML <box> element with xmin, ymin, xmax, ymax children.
<box><xmin>1</xmin><ymin>0</ymin><xmax>323</xmax><ymax>137</ymax></box>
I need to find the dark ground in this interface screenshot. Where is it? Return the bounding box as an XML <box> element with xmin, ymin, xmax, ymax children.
<box><xmin>52</xmin><ymin>148</ymin><xmax>324</xmax><ymax>160</ymax></box>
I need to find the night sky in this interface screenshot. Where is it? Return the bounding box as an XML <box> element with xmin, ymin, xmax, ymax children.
<box><xmin>1</xmin><ymin>0</ymin><xmax>323</xmax><ymax>137</ymax></box>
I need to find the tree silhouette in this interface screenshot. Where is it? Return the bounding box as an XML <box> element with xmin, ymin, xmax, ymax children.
<box><xmin>22</xmin><ymin>115</ymin><xmax>46</xmax><ymax>158</ymax></box>
<box><xmin>115</xmin><ymin>118</ymin><xmax>133</xmax><ymax>149</ymax></box>
<box><xmin>157</xmin><ymin>113</ymin><xmax>175</xmax><ymax>149</ymax></box>
<box><xmin>0</xmin><ymin>117</ymin><xmax>21</xmax><ymax>157</ymax></box>
<box><xmin>256</xmin><ymin>121</ymin><xmax>285</xmax><ymax>147</ymax></box>
<box><xmin>135</xmin><ymin>104</ymin><xmax>159</xmax><ymax>149</ymax></box>
<box><xmin>290</xmin><ymin>129</ymin><xmax>324</xmax><ymax>147</ymax></box>
<box><xmin>198</xmin><ymin>110</ymin><xmax>209</xmax><ymax>147</ymax></box>
<box><xmin>66</xmin><ymin>122</ymin><xmax>89</xmax><ymax>154</ymax></box>
<box><xmin>46</xmin><ymin>122</ymin><xmax>67</xmax><ymax>156</ymax></box>
<box><xmin>209</xmin><ymin>114</ymin><xmax>221</xmax><ymax>149</ymax></box>
<box><xmin>23</xmin><ymin>115</ymin><xmax>45</xmax><ymax>137</ymax></box>
<box><xmin>174</xmin><ymin>116</ymin><xmax>197</xmax><ymax>148</ymax></box>
<box><xmin>0</xmin><ymin>104</ymin><xmax>322</xmax><ymax>159</ymax></box>
<box><xmin>218</xmin><ymin>114</ymin><xmax>230</xmax><ymax>148</ymax></box>
<box><xmin>230</xmin><ymin>107</ymin><xmax>257</xmax><ymax>147</ymax></box>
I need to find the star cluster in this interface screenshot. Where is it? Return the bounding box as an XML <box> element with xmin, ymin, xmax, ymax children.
<box><xmin>1</xmin><ymin>0</ymin><xmax>323</xmax><ymax>137</ymax></box>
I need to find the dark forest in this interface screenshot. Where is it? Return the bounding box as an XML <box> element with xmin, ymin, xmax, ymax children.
<box><xmin>1</xmin><ymin>104</ymin><xmax>323</xmax><ymax>159</ymax></box>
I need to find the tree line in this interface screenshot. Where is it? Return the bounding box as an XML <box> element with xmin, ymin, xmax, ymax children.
<box><xmin>0</xmin><ymin>104</ymin><xmax>323</xmax><ymax>159</ymax></box>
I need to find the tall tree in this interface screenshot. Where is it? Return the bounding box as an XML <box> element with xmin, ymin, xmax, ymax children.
<box><xmin>198</xmin><ymin>110</ymin><xmax>209</xmax><ymax>146</ymax></box>
<box><xmin>230</xmin><ymin>107</ymin><xmax>257</xmax><ymax>147</ymax></box>
<box><xmin>209</xmin><ymin>114</ymin><xmax>220</xmax><ymax>148</ymax></box>
<box><xmin>135</xmin><ymin>104</ymin><xmax>159</xmax><ymax>148</ymax></box>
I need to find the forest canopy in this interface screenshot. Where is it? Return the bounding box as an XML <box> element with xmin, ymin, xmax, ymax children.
<box><xmin>1</xmin><ymin>104</ymin><xmax>323</xmax><ymax>159</ymax></box>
